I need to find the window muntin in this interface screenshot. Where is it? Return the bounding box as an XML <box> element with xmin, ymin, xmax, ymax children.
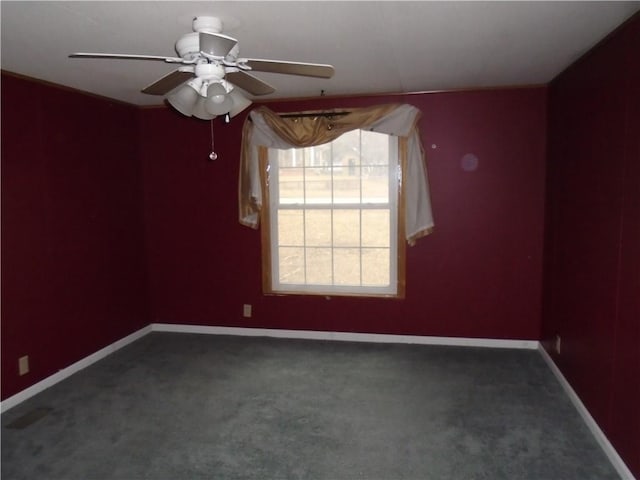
<box><xmin>265</xmin><ymin>129</ymin><xmax>401</xmax><ymax>297</ymax></box>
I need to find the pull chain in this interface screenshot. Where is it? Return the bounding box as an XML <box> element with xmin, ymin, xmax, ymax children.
<box><xmin>209</xmin><ymin>119</ymin><xmax>217</xmax><ymax>160</ymax></box>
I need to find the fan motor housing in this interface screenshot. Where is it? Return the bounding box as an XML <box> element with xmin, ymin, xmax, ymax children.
<box><xmin>175</xmin><ymin>32</ymin><xmax>200</xmax><ymax>59</ymax></box>
<box><xmin>195</xmin><ymin>63</ymin><xmax>225</xmax><ymax>81</ymax></box>
<box><xmin>175</xmin><ymin>17</ymin><xmax>225</xmax><ymax>60</ymax></box>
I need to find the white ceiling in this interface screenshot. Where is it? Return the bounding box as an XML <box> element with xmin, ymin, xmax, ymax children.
<box><xmin>2</xmin><ymin>1</ymin><xmax>638</xmax><ymax>106</ymax></box>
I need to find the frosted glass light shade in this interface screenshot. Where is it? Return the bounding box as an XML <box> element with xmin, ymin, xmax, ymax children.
<box><xmin>167</xmin><ymin>83</ymin><xmax>199</xmax><ymax>117</ymax></box>
<box><xmin>205</xmin><ymin>83</ymin><xmax>233</xmax><ymax>115</ymax></box>
<box><xmin>228</xmin><ymin>89</ymin><xmax>252</xmax><ymax>117</ymax></box>
<box><xmin>192</xmin><ymin>97</ymin><xmax>216</xmax><ymax>120</ymax></box>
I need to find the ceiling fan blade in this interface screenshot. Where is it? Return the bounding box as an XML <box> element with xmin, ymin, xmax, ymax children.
<box><xmin>142</xmin><ymin>70</ymin><xmax>194</xmax><ymax>95</ymax></box>
<box><xmin>70</xmin><ymin>53</ymin><xmax>184</xmax><ymax>63</ymax></box>
<box><xmin>243</xmin><ymin>59</ymin><xmax>335</xmax><ymax>78</ymax></box>
<box><xmin>199</xmin><ymin>32</ymin><xmax>237</xmax><ymax>58</ymax></box>
<box><xmin>226</xmin><ymin>71</ymin><xmax>276</xmax><ymax>96</ymax></box>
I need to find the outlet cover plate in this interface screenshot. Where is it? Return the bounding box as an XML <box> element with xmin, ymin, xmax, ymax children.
<box><xmin>18</xmin><ymin>355</ymin><xmax>29</xmax><ymax>375</ymax></box>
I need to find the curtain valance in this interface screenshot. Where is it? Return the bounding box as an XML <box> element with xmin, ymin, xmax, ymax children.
<box><xmin>238</xmin><ymin>103</ymin><xmax>434</xmax><ymax>244</ymax></box>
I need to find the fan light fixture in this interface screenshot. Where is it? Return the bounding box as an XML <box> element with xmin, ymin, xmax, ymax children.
<box><xmin>205</xmin><ymin>83</ymin><xmax>234</xmax><ymax>115</ymax></box>
<box><xmin>167</xmin><ymin>78</ymin><xmax>252</xmax><ymax>120</ymax></box>
<box><xmin>166</xmin><ymin>78</ymin><xmax>202</xmax><ymax>117</ymax></box>
<box><xmin>193</xmin><ymin>96</ymin><xmax>216</xmax><ymax>120</ymax></box>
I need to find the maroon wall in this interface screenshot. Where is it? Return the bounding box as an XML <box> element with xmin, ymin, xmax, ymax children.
<box><xmin>543</xmin><ymin>14</ymin><xmax>640</xmax><ymax>476</ymax></box>
<box><xmin>140</xmin><ymin>88</ymin><xmax>547</xmax><ymax>340</ymax></box>
<box><xmin>1</xmin><ymin>73</ymin><xmax>150</xmax><ymax>400</ymax></box>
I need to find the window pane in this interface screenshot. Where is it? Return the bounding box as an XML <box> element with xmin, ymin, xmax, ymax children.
<box><xmin>362</xmin><ymin>166</ymin><xmax>389</xmax><ymax>203</ymax></box>
<box><xmin>362</xmin><ymin>248</ymin><xmax>390</xmax><ymax>286</ymax></box>
<box><xmin>278</xmin><ymin>210</ymin><xmax>304</xmax><ymax>246</ymax></box>
<box><xmin>362</xmin><ymin>210</ymin><xmax>390</xmax><ymax>247</ymax></box>
<box><xmin>279</xmin><ymin>167</ymin><xmax>304</xmax><ymax>204</ymax></box>
<box><xmin>277</xmin><ymin>149</ymin><xmax>295</xmax><ymax>168</ymax></box>
<box><xmin>304</xmin><ymin>167</ymin><xmax>332</xmax><ymax>204</ymax></box>
<box><xmin>333</xmin><ymin>167</ymin><xmax>361</xmax><ymax>204</ymax></box>
<box><xmin>333</xmin><ymin>210</ymin><xmax>360</xmax><ymax>247</ymax></box>
<box><xmin>332</xmin><ymin>130</ymin><xmax>360</xmax><ymax>167</ymax></box>
<box><xmin>304</xmin><ymin>144</ymin><xmax>330</xmax><ymax>167</ymax></box>
<box><xmin>267</xmin><ymin>130</ymin><xmax>400</xmax><ymax>297</ymax></box>
<box><xmin>334</xmin><ymin>248</ymin><xmax>361</xmax><ymax>285</ymax></box>
<box><xmin>306</xmin><ymin>248</ymin><xmax>332</xmax><ymax>284</ymax></box>
<box><xmin>279</xmin><ymin>247</ymin><xmax>305</xmax><ymax>284</ymax></box>
<box><xmin>305</xmin><ymin>210</ymin><xmax>331</xmax><ymax>246</ymax></box>
<box><xmin>301</xmin><ymin>147</ymin><xmax>311</xmax><ymax>167</ymax></box>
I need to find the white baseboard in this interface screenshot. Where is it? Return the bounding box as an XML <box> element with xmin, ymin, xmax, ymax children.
<box><xmin>538</xmin><ymin>345</ymin><xmax>635</xmax><ymax>480</ymax></box>
<box><xmin>0</xmin><ymin>325</ymin><xmax>152</xmax><ymax>413</ymax></box>
<box><xmin>151</xmin><ymin>323</ymin><xmax>540</xmax><ymax>349</ymax></box>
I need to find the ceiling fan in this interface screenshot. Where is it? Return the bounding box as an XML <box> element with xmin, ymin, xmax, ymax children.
<box><xmin>69</xmin><ymin>16</ymin><xmax>335</xmax><ymax>120</ymax></box>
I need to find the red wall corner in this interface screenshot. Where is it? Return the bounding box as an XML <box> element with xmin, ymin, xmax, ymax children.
<box><xmin>1</xmin><ymin>72</ymin><xmax>151</xmax><ymax>400</ymax></box>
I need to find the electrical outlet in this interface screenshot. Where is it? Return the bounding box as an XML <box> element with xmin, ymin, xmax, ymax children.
<box><xmin>243</xmin><ymin>304</ymin><xmax>252</xmax><ymax>318</ymax></box>
<box><xmin>555</xmin><ymin>335</ymin><xmax>561</xmax><ymax>355</ymax></box>
<box><xmin>18</xmin><ymin>355</ymin><xmax>29</xmax><ymax>376</ymax></box>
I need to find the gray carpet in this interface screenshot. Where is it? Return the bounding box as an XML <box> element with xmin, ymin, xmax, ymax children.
<box><xmin>1</xmin><ymin>332</ymin><xmax>619</xmax><ymax>479</ymax></box>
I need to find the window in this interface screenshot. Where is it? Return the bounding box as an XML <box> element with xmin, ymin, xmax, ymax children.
<box><xmin>262</xmin><ymin>129</ymin><xmax>405</xmax><ymax>297</ymax></box>
<box><xmin>239</xmin><ymin>104</ymin><xmax>434</xmax><ymax>299</ymax></box>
